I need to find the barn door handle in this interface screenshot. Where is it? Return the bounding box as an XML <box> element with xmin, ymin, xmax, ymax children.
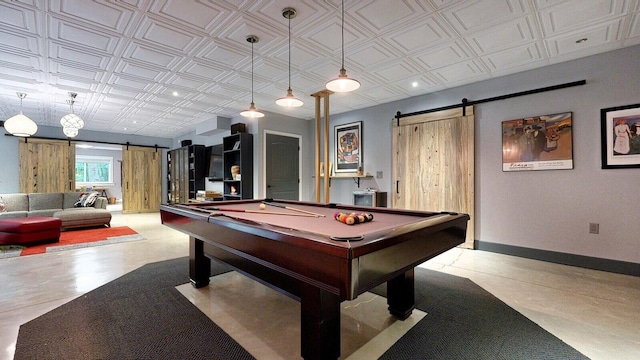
<box><xmin>396</xmin><ymin>180</ymin><xmax>399</xmax><ymax>194</ymax></box>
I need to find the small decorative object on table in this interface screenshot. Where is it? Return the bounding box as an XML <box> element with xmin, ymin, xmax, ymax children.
<box><xmin>0</xmin><ymin>197</ymin><xmax>6</xmax><ymax>213</ymax></box>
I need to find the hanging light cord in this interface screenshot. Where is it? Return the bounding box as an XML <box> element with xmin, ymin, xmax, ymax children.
<box><xmin>251</xmin><ymin>40</ymin><xmax>255</xmax><ymax>103</ymax></box>
<box><xmin>340</xmin><ymin>0</ymin><xmax>345</xmax><ymax>69</ymax></box>
<box><xmin>287</xmin><ymin>13</ymin><xmax>292</xmax><ymax>90</ymax></box>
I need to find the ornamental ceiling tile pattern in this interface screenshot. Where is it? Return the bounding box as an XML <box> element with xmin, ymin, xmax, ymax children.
<box><xmin>0</xmin><ymin>0</ymin><xmax>639</xmax><ymax>138</ymax></box>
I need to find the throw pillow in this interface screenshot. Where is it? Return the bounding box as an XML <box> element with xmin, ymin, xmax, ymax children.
<box><xmin>74</xmin><ymin>193</ymin><xmax>89</xmax><ymax>207</ymax></box>
<box><xmin>82</xmin><ymin>192</ymin><xmax>100</xmax><ymax>207</ymax></box>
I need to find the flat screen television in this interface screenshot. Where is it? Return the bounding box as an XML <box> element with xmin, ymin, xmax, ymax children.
<box><xmin>206</xmin><ymin>144</ymin><xmax>223</xmax><ymax>180</ymax></box>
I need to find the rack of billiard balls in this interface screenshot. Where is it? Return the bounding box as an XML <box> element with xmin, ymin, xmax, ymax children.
<box><xmin>334</xmin><ymin>212</ymin><xmax>374</xmax><ymax>225</ymax></box>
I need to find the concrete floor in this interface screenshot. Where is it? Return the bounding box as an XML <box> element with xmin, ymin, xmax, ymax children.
<box><xmin>1</xmin><ymin>211</ymin><xmax>638</xmax><ymax>359</ymax></box>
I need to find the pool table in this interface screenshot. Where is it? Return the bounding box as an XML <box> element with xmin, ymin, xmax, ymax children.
<box><xmin>160</xmin><ymin>199</ymin><xmax>469</xmax><ymax>360</ymax></box>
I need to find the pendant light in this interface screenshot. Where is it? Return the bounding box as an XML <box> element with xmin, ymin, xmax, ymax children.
<box><xmin>240</xmin><ymin>35</ymin><xmax>265</xmax><ymax>118</ymax></box>
<box><xmin>3</xmin><ymin>92</ymin><xmax>38</xmax><ymax>137</ymax></box>
<box><xmin>276</xmin><ymin>7</ymin><xmax>303</xmax><ymax>107</ymax></box>
<box><xmin>63</xmin><ymin>127</ymin><xmax>79</xmax><ymax>138</ymax></box>
<box><xmin>60</xmin><ymin>92</ymin><xmax>84</xmax><ymax>131</ymax></box>
<box><xmin>325</xmin><ymin>0</ymin><xmax>360</xmax><ymax>93</ymax></box>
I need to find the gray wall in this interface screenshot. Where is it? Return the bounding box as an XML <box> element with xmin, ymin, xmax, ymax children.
<box><xmin>328</xmin><ymin>45</ymin><xmax>640</xmax><ymax>265</ymax></box>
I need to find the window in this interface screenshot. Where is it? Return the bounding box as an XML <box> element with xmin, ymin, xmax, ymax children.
<box><xmin>76</xmin><ymin>155</ymin><xmax>113</xmax><ymax>184</ymax></box>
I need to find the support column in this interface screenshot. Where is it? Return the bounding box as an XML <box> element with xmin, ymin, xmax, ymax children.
<box><xmin>311</xmin><ymin>90</ymin><xmax>333</xmax><ymax>203</ymax></box>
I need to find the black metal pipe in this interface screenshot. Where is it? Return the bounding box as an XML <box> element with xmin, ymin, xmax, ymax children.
<box><xmin>396</xmin><ymin>80</ymin><xmax>587</xmax><ymax>119</ymax></box>
<box><xmin>3</xmin><ymin>133</ymin><xmax>168</xmax><ymax>150</ymax></box>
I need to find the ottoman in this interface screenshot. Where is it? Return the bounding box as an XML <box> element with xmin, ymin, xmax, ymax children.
<box><xmin>0</xmin><ymin>217</ymin><xmax>62</xmax><ymax>246</ymax></box>
<box><xmin>53</xmin><ymin>208</ymin><xmax>112</xmax><ymax>229</ymax></box>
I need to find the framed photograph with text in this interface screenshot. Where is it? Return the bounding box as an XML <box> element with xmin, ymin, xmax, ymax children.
<box><xmin>502</xmin><ymin>112</ymin><xmax>573</xmax><ymax>171</ymax></box>
<box><xmin>334</xmin><ymin>121</ymin><xmax>362</xmax><ymax>173</ymax></box>
<box><xmin>600</xmin><ymin>103</ymin><xmax>640</xmax><ymax>169</ymax></box>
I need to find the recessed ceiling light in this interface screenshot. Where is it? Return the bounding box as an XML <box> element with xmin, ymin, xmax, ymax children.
<box><xmin>412</xmin><ymin>81</ymin><xmax>418</xmax><ymax>88</ymax></box>
<box><xmin>172</xmin><ymin>91</ymin><xmax>179</xmax><ymax>96</ymax></box>
<box><xmin>575</xmin><ymin>38</ymin><xmax>588</xmax><ymax>43</ymax></box>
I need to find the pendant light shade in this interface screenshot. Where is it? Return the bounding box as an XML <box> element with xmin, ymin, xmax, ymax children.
<box><xmin>60</xmin><ymin>92</ymin><xmax>84</xmax><ymax>130</ymax></box>
<box><xmin>276</xmin><ymin>8</ymin><xmax>303</xmax><ymax>108</ymax></box>
<box><xmin>276</xmin><ymin>88</ymin><xmax>304</xmax><ymax>107</ymax></box>
<box><xmin>240</xmin><ymin>102</ymin><xmax>264</xmax><ymax>118</ymax></box>
<box><xmin>240</xmin><ymin>35</ymin><xmax>265</xmax><ymax>118</ymax></box>
<box><xmin>3</xmin><ymin>92</ymin><xmax>38</xmax><ymax>137</ymax></box>
<box><xmin>326</xmin><ymin>0</ymin><xmax>360</xmax><ymax>93</ymax></box>
<box><xmin>63</xmin><ymin>127</ymin><xmax>79</xmax><ymax>138</ymax></box>
<box><xmin>60</xmin><ymin>113</ymin><xmax>84</xmax><ymax>128</ymax></box>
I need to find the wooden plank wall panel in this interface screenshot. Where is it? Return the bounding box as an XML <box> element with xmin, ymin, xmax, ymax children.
<box><xmin>392</xmin><ymin>107</ymin><xmax>475</xmax><ymax>248</ymax></box>
<box><xmin>122</xmin><ymin>146</ymin><xmax>161</xmax><ymax>213</ymax></box>
<box><xmin>19</xmin><ymin>139</ymin><xmax>75</xmax><ymax>193</ymax></box>
<box><xmin>144</xmin><ymin>148</ymin><xmax>162</xmax><ymax>211</ymax></box>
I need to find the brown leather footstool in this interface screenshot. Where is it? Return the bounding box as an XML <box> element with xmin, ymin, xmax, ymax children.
<box><xmin>0</xmin><ymin>217</ymin><xmax>62</xmax><ymax>245</ymax></box>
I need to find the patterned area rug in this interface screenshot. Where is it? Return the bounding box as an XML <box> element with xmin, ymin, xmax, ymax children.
<box><xmin>13</xmin><ymin>257</ymin><xmax>590</xmax><ymax>359</ymax></box>
<box><xmin>0</xmin><ymin>226</ymin><xmax>144</xmax><ymax>258</ymax></box>
<box><xmin>14</xmin><ymin>257</ymin><xmax>253</xmax><ymax>360</ymax></box>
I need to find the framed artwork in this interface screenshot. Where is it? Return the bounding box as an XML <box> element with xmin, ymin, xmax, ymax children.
<box><xmin>501</xmin><ymin>112</ymin><xmax>574</xmax><ymax>171</ymax></box>
<box><xmin>600</xmin><ymin>103</ymin><xmax>640</xmax><ymax>169</ymax></box>
<box><xmin>334</xmin><ymin>121</ymin><xmax>362</xmax><ymax>173</ymax></box>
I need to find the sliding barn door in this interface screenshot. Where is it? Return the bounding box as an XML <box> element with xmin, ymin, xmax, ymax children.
<box><xmin>121</xmin><ymin>146</ymin><xmax>161</xmax><ymax>213</ymax></box>
<box><xmin>392</xmin><ymin>107</ymin><xmax>475</xmax><ymax>248</ymax></box>
<box><xmin>19</xmin><ymin>139</ymin><xmax>75</xmax><ymax>193</ymax></box>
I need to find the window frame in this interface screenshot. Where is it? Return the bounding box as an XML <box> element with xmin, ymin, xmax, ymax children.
<box><xmin>75</xmin><ymin>155</ymin><xmax>114</xmax><ymax>185</ymax></box>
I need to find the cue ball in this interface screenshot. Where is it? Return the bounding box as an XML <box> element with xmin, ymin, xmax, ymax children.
<box><xmin>259</xmin><ymin>204</ymin><xmax>266</xmax><ymax>210</ymax></box>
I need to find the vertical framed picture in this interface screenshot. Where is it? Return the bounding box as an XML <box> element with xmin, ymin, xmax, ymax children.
<box><xmin>501</xmin><ymin>112</ymin><xmax>573</xmax><ymax>171</ymax></box>
<box><xmin>600</xmin><ymin>103</ymin><xmax>640</xmax><ymax>169</ymax></box>
<box><xmin>334</xmin><ymin>121</ymin><xmax>362</xmax><ymax>173</ymax></box>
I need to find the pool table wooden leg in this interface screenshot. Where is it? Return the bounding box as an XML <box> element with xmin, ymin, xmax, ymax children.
<box><xmin>300</xmin><ymin>283</ymin><xmax>341</xmax><ymax>360</ymax></box>
<box><xmin>189</xmin><ymin>236</ymin><xmax>211</xmax><ymax>288</ymax></box>
<box><xmin>387</xmin><ymin>268</ymin><xmax>415</xmax><ymax>320</ymax></box>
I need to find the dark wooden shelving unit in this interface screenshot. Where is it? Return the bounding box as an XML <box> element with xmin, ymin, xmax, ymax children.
<box><xmin>167</xmin><ymin>144</ymin><xmax>205</xmax><ymax>204</ymax></box>
<box><xmin>222</xmin><ymin>133</ymin><xmax>253</xmax><ymax>200</ymax></box>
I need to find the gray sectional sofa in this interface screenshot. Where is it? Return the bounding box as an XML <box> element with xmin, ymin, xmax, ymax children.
<box><xmin>0</xmin><ymin>192</ymin><xmax>111</xmax><ymax>229</ymax></box>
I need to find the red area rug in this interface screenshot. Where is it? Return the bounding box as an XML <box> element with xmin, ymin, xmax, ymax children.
<box><xmin>17</xmin><ymin>226</ymin><xmax>143</xmax><ymax>256</ymax></box>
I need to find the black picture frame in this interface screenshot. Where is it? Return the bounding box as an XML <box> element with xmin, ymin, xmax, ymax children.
<box><xmin>600</xmin><ymin>103</ymin><xmax>640</xmax><ymax>169</ymax></box>
<box><xmin>334</xmin><ymin>121</ymin><xmax>362</xmax><ymax>173</ymax></box>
